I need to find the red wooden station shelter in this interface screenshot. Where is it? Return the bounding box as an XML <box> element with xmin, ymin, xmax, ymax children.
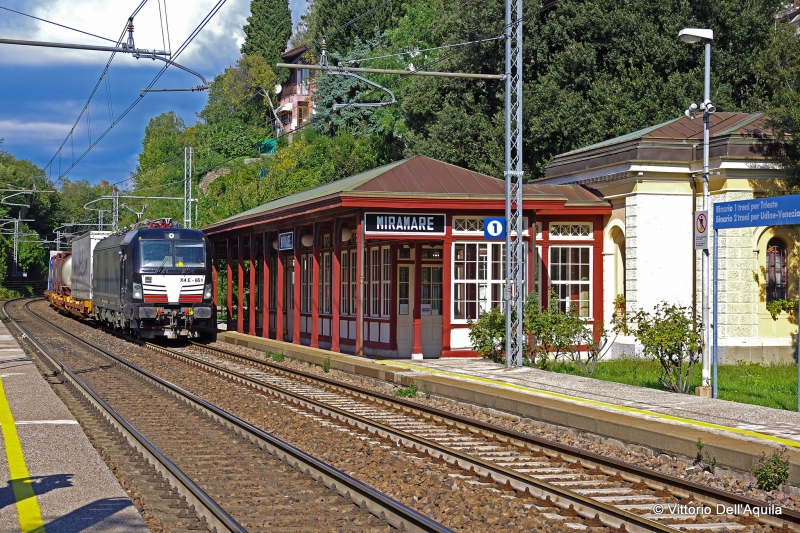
<box><xmin>202</xmin><ymin>156</ymin><xmax>610</xmax><ymax>358</ymax></box>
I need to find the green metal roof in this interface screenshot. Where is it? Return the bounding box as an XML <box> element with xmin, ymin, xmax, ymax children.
<box><xmin>561</xmin><ymin>117</ymin><xmax>682</xmax><ymax>156</ymax></box>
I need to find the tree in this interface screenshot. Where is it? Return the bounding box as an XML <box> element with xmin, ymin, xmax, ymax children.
<box><xmin>754</xmin><ymin>23</ymin><xmax>800</xmax><ymax>193</ymax></box>
<box><xmin>241</xmin><ymin>0</ymin><xmax>292</xmax><ymax>79</ymax></box>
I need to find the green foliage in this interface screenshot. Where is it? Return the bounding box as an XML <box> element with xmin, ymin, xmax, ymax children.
<box><xmin>322</xmin><ymin>356</ymin><xmax>331</xmax><ymax>373</ymax></box>
<box><xmin>241</xmin><ymin>0</ymin><xmax>292</xmax><ymax>80</ymax></box>
<box><xmin>269</xmin><ymin>351</ymin><xmax>285</xmax><ymax>362</ymax></box>
<box><xmin>766</xmin><ymin>298</ymin><xmax>796</xmax><ymax>320</ymax></box>
<box><xmin>305</xmin><ymin>0</ymin><xmax>395</xmax><ymax>56</ymax></box>
<box><xmin>394</xmin><ymin>380</ymin><xmax>418</xmax><ymax>398</ymax></box>
<box><xmin>467</xmin><ymin>308</ymin><xmax>505</xmax><ymax>363</ymax></box>
<box><xmin>0</xmin><ymin>287</ymin><xmax>22</xmax><ymax>300</ymax></box>
<box><xmin>751</xmin><ymin>448</ymin><xmax>790</xmax><ymax>491</ymax></box>
<box><xmin>626</xmin><ymin>302</ymin><xmax>702</xmax><ymax>394</ymax></box>
<box><xmin>695</xmin><ymin>439</ymin><xmax>717</xmax><ymax>473</ymax></box>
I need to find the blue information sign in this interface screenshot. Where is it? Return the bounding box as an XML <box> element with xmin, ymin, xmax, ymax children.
<box><xmin>484</xmin><ymin>217</ymin><xmax>506</xmax><ymax>239</ymax></box>
<box><xmin>714</xmin><ymin>194</ymin><xmax>800</xmax><ymax>229</ymax></box>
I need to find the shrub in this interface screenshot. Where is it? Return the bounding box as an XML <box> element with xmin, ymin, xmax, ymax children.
<box><xmin>468</xmin><ymin>308</ymin><xmax>505</xmax><ymax>363</ymax></box>
<box><xmin>751</xmin><ymin>448</ymin><xmax>790</xmax><ymax>491</ymax></box>
<box><xmin>627</xmin><ymin>302</ymin><xmax>701</xmax><ymax>394</ymax></box>
<box><xmin>322</xmin><ymin>356</ymin><xmax>331</xmax><ymax>373</ymax></box>
<box><xmin>0</xmin><ymin>287</ymin><xmax>22</xmax><ymax>300</ymax></box>
<box><xmin>270</xmin><ymin>352</ymin><xmax>285</xmax><ymax>362</ymax></box>
<box><xmin>394</xmin><ymin>380</ymin><xmax>418</xmax><ymax>398</ymax></box>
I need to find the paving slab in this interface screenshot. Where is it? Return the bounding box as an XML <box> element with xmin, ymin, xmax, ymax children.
<box><xmin>0</xmin><ymin>318</ymin><xmax>147</xmax><ymax>533</ymax></box>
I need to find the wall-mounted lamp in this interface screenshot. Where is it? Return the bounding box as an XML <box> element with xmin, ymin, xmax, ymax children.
<box><xmin>301</xmin><ymin>234</ymin><xmax>313</xmax><ymax>247</ymax></box>
<box><xmin>341</xmin><ymin>227</ymin><xmax>353</xmax><ymax>242</ymax></box>
<box><xmin>272</xmin><ymin>239</ymin><xmax>278</xmax><ymax>250</ymax></box>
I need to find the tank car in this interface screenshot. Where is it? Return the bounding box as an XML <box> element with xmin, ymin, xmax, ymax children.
<box><xmin>91</xmin><ymin>219</ymin><xmax>216</xmax><ymax>339</ymax></box>
<box><xmin>45</xmin><ymin>251</ymin><xmax>72</xmax><ymax>310</ymax></box>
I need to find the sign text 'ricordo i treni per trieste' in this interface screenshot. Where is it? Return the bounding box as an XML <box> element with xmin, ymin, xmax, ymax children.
<box><xmin>714</xmin><ymin>195</ymin><xmax>800</xmax><ymax>230</ymax></box>
<box><xmin>364</xmin><ymin>213</ymin><xmax>446</xmax><ymax>235</ymax></box>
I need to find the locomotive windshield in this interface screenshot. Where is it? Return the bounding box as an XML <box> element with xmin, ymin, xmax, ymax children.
<box><xmin>139</xmin><ymin>240</ymin><xmax>205</xmax><ymax>269</ymax></box>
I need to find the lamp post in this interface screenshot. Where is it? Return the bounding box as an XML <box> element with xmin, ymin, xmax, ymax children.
<box><xmin>680</xmin><ymin>28</ymin><xmax>716</xmax><ymax>395</ymax></box>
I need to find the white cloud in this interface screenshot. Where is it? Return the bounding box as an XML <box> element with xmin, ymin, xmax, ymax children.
<box><xmin>0</xmin><ymin>0</ymin><xmax>250</xmax><ymax>72</ymax></box>
<box><xmin>0</xmin><ymin>119</ymin><xmax>73</xmax><ymax>142</ymax></box>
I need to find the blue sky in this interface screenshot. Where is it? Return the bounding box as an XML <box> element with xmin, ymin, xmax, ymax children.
<box><xmin>0</xmin><ymin>0</ymin><xmax>307</xmax><ymax>187</ymax></box>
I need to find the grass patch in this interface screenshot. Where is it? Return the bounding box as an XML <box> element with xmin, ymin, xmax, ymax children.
<box><xmin>394</xmin><ymin>381</ymin><xmax>418</xmax><ymax>398</ymax></box>
<box><xmin>546</xmin><ymin>358</ymin><xmax>798</xmax><ymax>410</ymax></box>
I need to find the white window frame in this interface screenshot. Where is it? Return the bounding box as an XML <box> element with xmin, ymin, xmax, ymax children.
<box><xmin>548</xmin><ymin>222</ymin><xmax>593</xmax><ymax>240</ymax></box>
<box><xmin>381</xmin><ymin>246</ymin><xmax>391</xmax><ymax>317</ymax></box>
<box><xmin>322</xmin><ymin>252</ymin><xmax>331</xmax><ymax>314</ymax></box>
<box><xmin>341</xmin><ymin>251</ymin><xmax>350</xmax><ymax>315</ymax></box>
<box><xmin>370</xmin><ymin>247</ymin><xmax>380</xmax><ymax>317</ymax></box>
<box><xmin>351</xmin><ymin>250</ymin><xmax>358</xmax><ymax>316</ymax></box>
<box><xmin>452</xmin><ymin>216</ymin><xmax>530</xmax><ymax>236</ymax></box>
<box><xmin>451</xmin><ymin>241</ymin><xmax>526</xmax><ymax>323</ymax></box>
<box><xmin>548</xmin><ymin>245</ymin><xmax>593</xmax><ymax>318</ymax></box>
<box><xmin>300</xmin><ymin>253</ymin><xmax>312</xmax><ymax>313</ymax></box>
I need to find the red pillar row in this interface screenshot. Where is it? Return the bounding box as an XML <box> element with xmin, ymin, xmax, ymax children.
<box><xmin>331</xmin><ymin>219</ymin><xmax>342</xmax><ymax>353</ymax></box>
<box><xmin>226</xmin><ymin>238</ymin><xmax>233</xmax><ymax>331</ymax></box>
<box><xmin>276</xmin><ymin>244</ymin><xmax>285</xmax><ymax>341</ymax></box>
<box><xmin>412</xmin><ymin>242</ymin><xmax>423</xmax><ymax>357</ymax></box>
<box><xmin>212</xmin><ymin>241</ymin><xmax>219</xmax><ymax>308</ymax></box>
<box><xmin>441</xmin><ymin>226</ymin><xmax>452</xmax><ymax>354</ymax></box>
<box><xmin>237</xmin><ymin>236</ymin><xmax>244</xmax><ymax>334</ymax></box>
<box><xmin>262</xmin><ymin>232</ymin><xmax>270</xmax><ymax>339</ymax></box>
<box><xmin>249</xmin><ymin>234</ymin><xmax>256</xmax><ymax>335</ymax></box>
<box><xmin>293</xmin><ymin>226</ymin><xmax>301</xmax><ymax>344</ymax></box>
<box><xmin>355</xmin><ymin>213</ymin><xmax>364</xmax><ymax>355</ymax></box>
<box><xmin>311</xmin><ymin>223</ymin><xmax>320</xmax><ymax>348</ymax></box>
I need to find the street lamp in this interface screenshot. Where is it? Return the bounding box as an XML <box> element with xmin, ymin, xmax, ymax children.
<box><xmin>680</xmin><ymin>27</ymin><xmax>715</xmax><ymax>396</ymax></box>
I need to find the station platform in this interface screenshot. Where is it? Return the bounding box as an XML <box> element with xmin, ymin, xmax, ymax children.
<box><xmin>0</xmin><ymin>319</ymin><xmax>147</xmax><ymax>532</ymax></box>
<box><xmin>217</xmin><ymin>330</ymin><xmax>800</xmax><ymax>487</ymax></box>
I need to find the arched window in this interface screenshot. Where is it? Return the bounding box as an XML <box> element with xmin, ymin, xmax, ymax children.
<box><xmin>766</xmin><ymin>238</ymin><xmax>787</xmax><ymax>301</ymax></box>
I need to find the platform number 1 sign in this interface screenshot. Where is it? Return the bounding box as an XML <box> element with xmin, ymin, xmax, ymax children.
<box><xmin>484</xmin><ymin>218</ymin><xmax>506</xmax><ymax>239</ymax></box>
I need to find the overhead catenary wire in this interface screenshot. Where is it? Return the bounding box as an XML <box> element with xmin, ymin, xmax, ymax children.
<box><xmin>0</xmin><ymin>5</ymin><xmax>118</xmax><ymax>43</ymax></box>
<box><xmin>45</xmin><ymin>0</ymin><xmax>228</xmax><ymax>184</ymax></box>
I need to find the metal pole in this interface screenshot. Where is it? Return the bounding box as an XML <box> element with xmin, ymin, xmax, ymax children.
<box><xmin>12</xmin><ymin>218</ymin><xmax>19</xmax><ymax>276</ymax></box>
<box><xmin>0</xmin><ymin>38</ymin><xmax>170</xmax><ymax>55</ymax></box>
<box><xmin>189</xmin><ymin>147</ymin><xmax>193</xmax><ymax>229</ymax></box>
<box><xmin>56</xmin><ymin>230</ymin><xmax>61</xmax><ymax>252</ymax></box>
<box><xmin>113</xmin><ymin>191</ymin><xmax>119</xmax><ymax>232</ymax></box>
<box><xmin>701</xmin><ymin>40</ymin><xmax>711</xmax><ymax>389</ymax></box>
<box><xmin>504</xmin><ymin>0</ymin><xmax>524</xmax><ymax>367</ymax></box>
<box><xmin>713</xmin><ymin>228</ymin><xmax>718</xmax><ymax>399</ymax></box>
<box><xmin>184</xmin><ymin>147</ymin><xmax>189</xmax><ymax>228</ymax></box>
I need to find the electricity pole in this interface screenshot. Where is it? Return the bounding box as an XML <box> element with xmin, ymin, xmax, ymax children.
<box><xmin>505</xmin><ymin>0</ymin><xmax>524</xmax><ymax>367</ymax></box>
<box><xmin>184</xmin><ymin>146</ymin><xmax>194</xmax><ymax>229</ymax></box>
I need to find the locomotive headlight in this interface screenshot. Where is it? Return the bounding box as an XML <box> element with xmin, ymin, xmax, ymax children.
<box><xmin>204</xmin><ymin>284</ymin><xmax>213</xmax><ymax>300</ymax></box>
<box><xmin>132</xmin><ymin>283</ymin><xmax>143</xmax><ymax>299</ymax></box>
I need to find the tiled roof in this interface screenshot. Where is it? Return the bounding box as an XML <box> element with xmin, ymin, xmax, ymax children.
<box><xmin>561</xmin><ymin>112</ymin><xmax>769</xmax><ymax>157</ymax></box>
<box><xmin>203</xmin><ymin>156</ymin><xmax>607</xmax><ymax>231</ymax></box>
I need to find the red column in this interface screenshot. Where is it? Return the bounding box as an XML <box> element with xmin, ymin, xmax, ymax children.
<box><xmin>442</xmin><ymin>229</ymin><xmax>452</xmax><ymax>355</ymax></box>
<box><xmin>262</xmin><ymin>232</ymin><xmax>270</xmax><ymax>338</ymax></box>
<box><xmin>389</xmin><ymin>243</ymin><xmax>397</xmax><ymax>351</ymax></box>
<box><xmin>237</xmin><ymin>236</ymin><xmax>244</xmax><ymax>334</ymax></box>
<box><xmin>249</xmin><ymin>234</ymin><xmax>256</xmax><ymax>335</ymax></box>
<box><xmin>212</xmin><ymin>241</ymin><xmax>219</xmax><ymax>308</ymax></box>
<box><xmin>355</xmin><ymin>213</ymin><xmax>364</xmax><ymax>355</ymax></box>
<box><xmin>311</xmin><ymin>223</ymin><xmax>321</xmax><ymax>348</ymax></box>
<box><xmin>412</xmin><ymin>242</ymin><xmax>423</xmax><ymax>357</ymax></box>
<box><xmin>293</xmin><ymin>226</ymin><xmax>301</xmax><ymax>345</ymax></box>
<box><xmin>529</xmin><ymin>211</ymin><xmax>536</xmax><ymax>296</ymax></box>
<box><xmin>331</xmin><ymin>219</ymin><xmax>342</xmax><ymax>353</ymax></box>
<box><xmin>276</xmin><ymin>246</ymin><xmax>285</xmax><ymax>341</ymax></box>
<box><xmin>226</xmin><ymin>239</ymin><xmax>233</xmax><ymax>331</ymax></box>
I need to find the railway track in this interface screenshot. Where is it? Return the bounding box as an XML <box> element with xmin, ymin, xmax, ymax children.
<box><xmin>143</xmin><ymin>339</ymin><xmax>799</xmax><ymax>533</ymax></box>
<box><xmin>5</xmin><ymin>299</ymin><xmax>451</xmax><ymax>533</ymax></box>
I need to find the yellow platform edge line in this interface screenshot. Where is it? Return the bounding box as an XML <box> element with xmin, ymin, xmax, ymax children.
<box><xmin>379</xmin><ymin>360</ymin><xmax>800</xmax><ymax>449</ymax></box>
<box><xmin>0</xmin><ymin>377</ymin><xmax>45</xmax><ymax>532</ymax></box>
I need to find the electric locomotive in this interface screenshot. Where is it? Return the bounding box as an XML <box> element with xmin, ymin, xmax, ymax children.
<box><xmin>91</xmin><ymin>218</ymin><xmax>216</xmax><ymax>339</ymax></box>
